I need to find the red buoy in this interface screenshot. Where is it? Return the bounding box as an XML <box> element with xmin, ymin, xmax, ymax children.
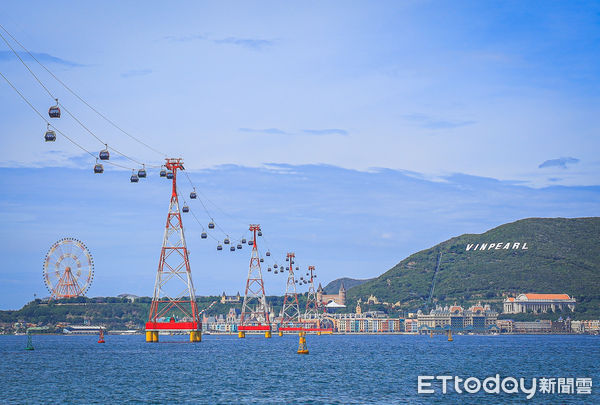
<box><xmin>98</xmin><ymin>328</ymin><xmax>105</xmax><ymax>344</ymax></box>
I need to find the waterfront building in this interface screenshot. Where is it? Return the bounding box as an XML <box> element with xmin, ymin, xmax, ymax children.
<box><xmin>503</xmin><ymin>293</ymin><xmax>576</xmax><ymax>314</ymax></box>
<box><xmin>496</xmin><ymin>319</ymin><xmax>514</xmax><ymax>333</ymax></box>
<box><xmin>328</xmin><ymin>312</ymin><xmax>403</xmax><ymax>333</ymax></box>
<box><xmin>404</xmin><ymin>318</ymin><xmax>419</xmax><ymax>333</ymax></box>
<box><xmin>571</xmin><ymin>320</ymin><xmax>583</xmax><ymax>333</ymax></box>
<box><xmin>513</xmin><ymin>320</ymin><xmax>552</xmax><ymax>333</ymax></box>
<box><xmin>582</xmin><ymin>320</ymin><xmax>600</xmax><ymax>333</ymax></box>
<box><xmin>316</xmin><ymin>282</ymin><xmax>346</xmax><ymax>306</ymax></box>
<box><xmin>417</xmin><ymin>303</ymin><xmax>498</xmax><ymax>332</ymax></box>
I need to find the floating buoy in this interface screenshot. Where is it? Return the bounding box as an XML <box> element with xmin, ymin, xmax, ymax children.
<box><xmin>98</xmin><ymin>328</ymin><xmax>105</xmax><ymax>344</ymax></box>
<box><xmin>25</xmin><ymin>333</ymin><xmax>34</xmax><ymax>351</ymax></box>
<box><xmin>297</xmin><ymin>331</ymin><xmax>309</xmax><ymax>354</ymax></box>
<box><xmin>447</xmin><ymin>329</ymin><xmax>453</xmax><ymax>342</ymax></box>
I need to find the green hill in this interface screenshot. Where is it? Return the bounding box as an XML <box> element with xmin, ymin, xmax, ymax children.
<box><xmin>347</xmin><ymin>217</ymin><xmax>600</xmax><ymax>318</ymax></box>
<box><xmin>323</xmin><ymin>277</ymin><xmax>374</xmax><ymax>294</ymax></box>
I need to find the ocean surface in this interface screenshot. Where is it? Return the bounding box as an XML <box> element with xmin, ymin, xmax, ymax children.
<box><xmin>0</xmin><ymin>334</ymin><xmax>598</xmax><ymax>404</ymax></box>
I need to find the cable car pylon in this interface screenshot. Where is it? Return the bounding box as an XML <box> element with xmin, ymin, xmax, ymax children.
<box><xmin>238</xmin><ymin>224</ymin><xmax>272</xmax><ymax>338</ymax></box>
<box><xmin>146</xmin><ymin>158</ymin><xmax>201</xmax><ymax>343</ymax></box>
<box><xmin>279</xmin><ymin>252</ymin><xmax>301</xmax><ymax>335</ymax></box>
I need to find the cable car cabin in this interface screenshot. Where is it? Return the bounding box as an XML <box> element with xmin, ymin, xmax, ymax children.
<box><xmin>44</xmin><ymin>129</ymin><xmax>56</xmax><ymax>142</ymax></box>
<box><xmin>217</xmin><ymin>244</ymin><xmax>223</xmax><ymax>251</ymax></box>
<box><xmin>296</xmin><ymin>267</ymin><xmax>299</xmax><ymax>271</ymax></box>
<box><xmin>273</xmin><ymin>264</ymin><xmax>278</xmax><ymax>268</ymax></box>
<box><xmin>224</xmin><ymin>238</ymin><xmax>230</xmax><ymax>244</ymax></box>
<box><xmin>268</xmin><ymin>267</ymin><xmax>272</xmax><ymax>272</ymax></box>
<box><xmin>248</xmin><ymin>240</ymin><xmax>254</xmax><ymax>246</ymax></box>
<box><xmin>230</xmin><ymin>246</ymin><xmax>235</xmax><ymax>251</ymax></box>
<box><xmin>241</xmin><ymin>238</ymin><xmax>247</xmax><ymax>244</ymax></box>
<box><xmin>208</xmin><ymin>221</ymin><xmax>215</xmax><ymax>229</ymax></box>
<box><xmin>48</xmin><ymin>105</ymin><xmax>60</xmax><ymax>118</ymax></box>
<box><xmin>99</xmin><ymin>149</ymin><xmax>110</xmax><ymax>161</ymax></box>
<box><xmin>237</xmin><ymin>244</ymin><xmax>242</xmax><ymax>249</ymax></box>
<box><xmin>138</xmin><ymin>168</ymin><xmax>147</xmax><ymax>178</ymax></box>
<box><xmin>130</xmin><ymin>173</ymin><xmax>139</xmax><ymax>183</ymax></box>
<box><xmin>182</xmin><ymin>205</ymin><xmax>189</xmax><ymax>213</ymax></box>
<box><xmin>274</xmin><ymin>270</ymin><xmax>278</xmax><ymax>274</ymax></box>
<box><xmin>266</xmin><ymin>251</ymin><xmax>271</xmax><ymax>256</ymax></box>
<box><xmin>260</xmin><ymin>258</ymin><xmax>264</xmax><ymax>262</ymax></box>
<box><xmin>160</xmin><ymin>169</ymin><xmax>167</xmax><ymax>177</ymax></box>
<box><xmin>166</xmin><ymin>171</ymin><xmax>173</xmax><ymax>179</ymax></box>
<box><xmin>258</xmin><ymin>231</ymin><xmax>262</xmax><ymax>236</ymax></box>
<box><xmin>94</xmin><ymin>163</ymin><xmax>104</xmax><ymax>174</ymax></box>
<box><xmin>201</xmin><ymin>232</ymin><xmax>207</xmax><ymax>239</ymax></box>
<box><xmin>190</xmin><ymin>190</ymin><xmax>197</xmax><ymax>199</ymax></box>
<box><xmin>286</xmin><ymin>257</ymin><xmax>289</xmax><ymax>262</ymax></box>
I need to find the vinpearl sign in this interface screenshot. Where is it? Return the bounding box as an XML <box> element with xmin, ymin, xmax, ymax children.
<box><xmin>466</xmin><ymin>242</ymin><xmax>529</xmax><ymax>251</ymax></box>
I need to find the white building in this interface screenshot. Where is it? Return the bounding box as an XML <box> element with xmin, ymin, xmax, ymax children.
<box><xmin>503</xmin><ymin>293</ymin><xmax>576</xmax><ymax>314</ymax></box>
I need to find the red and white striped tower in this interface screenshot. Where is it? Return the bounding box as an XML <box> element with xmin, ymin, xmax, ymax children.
<box><xmin>279</xmin><ymin>252</ymin><xmax>301</xmax><ymax>335</ymax></box>
<box><xmin>145</xmin><ymin>158</ymin><xmax>201</xmax><ymax>343</ymax></box>
<box><xmin>238</xmin><ymin>224</ymin><xmax>271</xmax><ymax>338</ymax></box>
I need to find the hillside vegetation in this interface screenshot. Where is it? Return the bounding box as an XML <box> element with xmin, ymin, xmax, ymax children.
<box><xmin>323</xmin><ymin>277</ymin><xmax>373</xmax><ymax>294</ymax></box>
<box><xmin>347</xmin><ymin>217</ymin><xmax>600</xmax><ymax>318</ymax></box>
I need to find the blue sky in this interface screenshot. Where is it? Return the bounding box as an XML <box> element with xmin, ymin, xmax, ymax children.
<box><xmin>0</xmin><ymin>1</ymin><xmax>599</xmax><ymax>308</ymax></box>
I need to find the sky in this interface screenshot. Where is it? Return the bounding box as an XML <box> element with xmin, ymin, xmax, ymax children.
<box><xmin>0</xmin><ymin>1</ymin><xmax>599</xmax><ymax>309</ymax></box>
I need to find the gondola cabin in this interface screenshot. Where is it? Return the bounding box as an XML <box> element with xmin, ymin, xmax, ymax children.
<box><xmin>48</xmin><ymin>102</ymin><xmax>61</xmax><ymax>118</ymax></box>
<box><xmin>44</xmin><ymin>128</ymin><xmax>56</xmax><ymax>142</ymax></box>
<box><xmin>94</xmin><ymin>163</ymin><xmax>104</xmax><ymax>174</ymax></box>
<box><xmin>99</xmin><ymin>147</ymin><xmax>110</xmax><ymax>161</ymax></box>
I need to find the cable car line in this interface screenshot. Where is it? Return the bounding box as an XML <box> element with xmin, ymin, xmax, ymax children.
<box><xmin>0</xmin><ymin>70</ymin><xmax>134</xmax><ymax>171</ymax></box>
<box><xmin>0</xmin><ymin>23</ymin><xmax>168</xmax><ymax>159</ymax></box>
<box><xmin>0</xmin><ymin>27</ymin><xmax>162</xmax><ymax>169</ymax></box>
<box><xmin>2</xmin><ymin>26</ymin><xmax>308</xmax><ymax>275</ymax></box>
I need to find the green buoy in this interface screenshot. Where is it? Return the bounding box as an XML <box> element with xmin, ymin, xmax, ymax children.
<box><xmin>25</xmin><ymin>332</ymin><xmax>34</xmax><ymax>351</ymax></box>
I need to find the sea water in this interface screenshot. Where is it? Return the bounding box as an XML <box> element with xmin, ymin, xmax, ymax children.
<box><xmin>0</xmin><ymin>334</ymin><xmax>598</xmax><ymax>404</ymax></box>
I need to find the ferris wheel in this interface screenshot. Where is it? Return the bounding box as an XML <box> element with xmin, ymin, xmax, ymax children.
<box><xmin>43</xmin><ymin>238</ymin><xmax>94</xmax><ymax>299</ymax></box>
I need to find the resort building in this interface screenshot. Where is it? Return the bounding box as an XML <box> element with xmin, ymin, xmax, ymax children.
<box><xmin>220</xmin><ymin>291</ymin><xmax>241</xmax><ymax>304</ymax></box>
<box><xmin>316</xmin><ymin>282</ymin><xmax>346</xmax><ymax>306</ymax></box>
<box><xmin>503</xmin><ymin>293</ymin><xmax>576</xmax><ymax>314</ymax></box>
<box><xmin>416</xmin><ymin>303</ymin><xmax>498</xmax><ymax>332</ymax></box>
<box><xmin>512</xmin><ymin>320</ymin><xmax>552</xmax><ymax>333</ymax></box>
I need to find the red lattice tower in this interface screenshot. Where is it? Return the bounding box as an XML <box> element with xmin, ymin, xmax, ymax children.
<box><xmin>279</xmin><ymin>252</ymin><xmax>301</xmax><ymax>332</ymax></box>
<box><xmin>238</xmin><ymin>224</ymin><xmax>271</xmax><ymax>338</ymax></box>
<box><xmin>146</xmin><ymin>158</ymin><xmax>201</xmax><ymax>342</ymax></box>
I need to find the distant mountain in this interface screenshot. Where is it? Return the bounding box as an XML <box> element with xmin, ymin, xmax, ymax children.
<box><xmin>323</xmin><ymin>277</ymin><xmax>374</xmax><ymax>294</ymax></box>
<box><xmin>346</xmin><ymin>217</ymin><xmax>600</xmax><ymax>317</ymax></box>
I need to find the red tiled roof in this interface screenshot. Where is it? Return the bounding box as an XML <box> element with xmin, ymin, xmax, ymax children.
<box><xmin>524</xmin><ymin>293</ymin><xmax>571</xmax><ymax>300</ymax></box>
